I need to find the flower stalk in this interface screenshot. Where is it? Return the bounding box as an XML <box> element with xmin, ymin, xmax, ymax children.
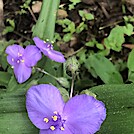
<box><xmin>70</xmin><ymin>74</ymin><xmax>75</xmax><ymax>98</ymax></box>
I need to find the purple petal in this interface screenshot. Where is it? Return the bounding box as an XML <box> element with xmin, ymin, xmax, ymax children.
<box><xmin>33</xmin><ymin>36</ymin><xmax>66</xmax><ymax>63</ymax></box>
<box><xmin>62</xmin><ymin>95</ymin><xmax>106</xmax><ymax>134</ymax></box>
<box><xmin>40</xmin><ymin>129</ymin><xmax>62</xmax><ymax>134</ymax></box>
<box><xmin>44</xmin><ymin>50</ymin><xmax>66</xmax><ymax>63</ymax></box>
<box><xmin>33</xmin><ymin>37</ymin><xmax>45</xmax><ymax>51</ymax></box>
<box><xmin>24</xmin><ymin>45</ymin><xmax>42</xmax><ymax>67</ymax></box>
<box><xmin>26</xmin><ymin>84</ymin><xmax>65</xmax><ymax>129</ymax></box>
<box><xmin>7</xmin><ymin>55</ymin><xmax>17</xmax><ymax>66</ymax></box>
<box><xmin>14</xmin><ymin>64</ymin><xmax>32</xmax><ymax>83</ymax></box>
<box><xmin>5</xmin><ymin>44</ymin><xmax>24</xmax><ymax>58</ymax></box>
<box><xmin>40</xmin><ymin>128</ymin><xmax>72</xmax><ymax>134</ymax></box>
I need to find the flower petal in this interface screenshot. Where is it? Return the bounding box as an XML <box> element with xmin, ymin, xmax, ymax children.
<box><xmin>40</xmin><ymin>129</ymin><xmax>62</xmax><ymax>134</ymax></box>
<box><xmin>33</xmin><ymin>36</ymin><xmax>66</xmax><ymax>63</ymax></box>
<box><xmin>40</xmin><ymin>128</ymin><xmax>72</xmax><ymax>134</ymax></box>
<box><xmin>26</xmin><ymin>84</ymin><xmax>65</xmax><ymax>129</ymax></box>
<box><xmin>46</xmin><ymin>50</ymin><xmax>66</xmax><ymax>63</ymax></box>
<box><xmin>5</xmin><ymin>44</ymin><xmax>24</xmax><ymax>58</ymax></box>
<box><xmin>24</xmin><ymin>45</ymin><xmax>42</xmax><ymax>67</ymax></box>
<box><xmin>62</xmin><ymin>95</ymin><xmax>106</xmax><ymax>134</ymax></box>
<box><xmin>7</xmin><ymin>55</ymin><xmax>17</xmax><ymax>66</ymax></box>
<box><xmin>14</xmin><ymin>63</ymin><xmax>32</xmax><ymax>83</ymax></box>
<box><xmin>33</xmin><ymin>37</ymin><xmax>45</xmax><ymax>51</ymax></box>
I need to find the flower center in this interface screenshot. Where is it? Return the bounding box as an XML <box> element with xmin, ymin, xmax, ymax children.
<box><xmin>12</xmin><ymin>52</ymin><xmax>25</xmax><ymax>64</ymax></box>
<box><xmin>45</xmin><ymin>43</ymin><xmax>53</xmax><ymax>50</ymax></box>
<box><xmin>43</xmin><ymin>111</ymin><xmax>66</xmax><ymax>131</ymax></box>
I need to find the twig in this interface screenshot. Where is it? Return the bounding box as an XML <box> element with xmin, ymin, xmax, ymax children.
<box><xmin>65</xmin><ymin>47</ymin><xmax>84</xmax><ymax>58</ymax></box>
<box><xmin>28</xmin><ymin>7</ymin><xmax>37</xmax><ymax>22</ymax></box>
<box><xmin>13</xmin><ymin>31</ymin><xmax>31</xmax><ymax>41</ymax></box>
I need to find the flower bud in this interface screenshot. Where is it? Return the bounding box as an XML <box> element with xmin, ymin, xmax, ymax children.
<box><xmin>65</xmin><ymin>56</ymin><xmax>80</xmax><ymax>76</ymax></box>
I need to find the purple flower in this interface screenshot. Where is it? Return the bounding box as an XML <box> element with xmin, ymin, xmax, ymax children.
<box><xmin>5</xmin><ymin>45</ymin><xmax>42</xmax><ymax>83</ymax></box>
<box><xmin>33</xmin><ymin>37</ymin><xmax>66</xmax><ymax>63</ymax></box>
<box><xmin>26</xmin><ymin>84</ymin><xmax>106</xmax><ymax>134</ymax></box>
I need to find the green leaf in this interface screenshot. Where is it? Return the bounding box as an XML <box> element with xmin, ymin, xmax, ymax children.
<box><xmin>127</xmin><ymin>49</ymin><xmax>134</xmax><ymax>71</ymax></box>
<box><xmin>63</xmin><ymin>22</ymin><xmax>75</xmax><ymax>34</ymax></box>
<box><xmin>76</xmin><ymin>49</ymin><xmax>86</xmax><ymax>64</ymax></box>
<box><xmin>2</xmin><ymin>26</ymin><xmax>14</xmax><ymax>35</ymax></box>
<box><xmin>63</xmin><ymin>33</ymin><xmax>72</xmax><ymax>42</ymax></box>
<box><xmin>96</xmin><ymin>43</ymin><xmax>104</xmax><ymax>50</ymax></box>
<box><xmin>123</xmin><ymin>23</ymin><xmax>133</xmax><ymax>36</ymax></box>
<box><xmin>0</xmin><ymin>71</ymin><xmax>11</xmax><ymax>87</ymax></box>
<box><xmin>79</xmin><ymin>10</ymin><xmax>94</xmax><ymax>21</ymax></box>
<box><xmin>76</xmin><ymin>22</ymin><xmax>87</xmax><ymax>33</ymax></box>
<box><xmin>127</xmin><ymin>49</ymin><xmax>134</xmax><ymax>82</ymax></box>
<box><xmin>84</xmin><ymin>54</ymin><xmax>123</xmax><ymax>84</ymax></box>
<box><xmin>104</xmin><ymin>26</ymin><xmax>125</xmax><ymax>51</ymax></box>
<box><xmin>58</xmin><ymin>87</ymin><xmax>69</xmax><ymax>102</ymax></box>
<box><xmin>0</xmin><ymin>90</ymin><xmax>38</xmax><ymax>134</ymax></box>
<box><xmin>90</xmin><ymin>84</ymin><xmax>134</xmax><ymax>134</ymax></box>
<box><xmin>85</xmin><ymin>13</ymin><xmax>94</xmax><ymax>20</ymax></box>
<box><xmin>32</xmin><ymin>0</ymin><xmax>60</xmax><ymax>41</ymax></box>
<box><xmin>69</xmin><ymin>0</ymin><xmax>81</xmax><ymax>4</ymax></box>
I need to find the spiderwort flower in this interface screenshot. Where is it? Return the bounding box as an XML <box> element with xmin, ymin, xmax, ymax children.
<box><xmin>33</xmin><ymin>37</ymin><xmax>66</xmax><ymax>63</ymax></box>
<box><xmin>26</xmin><ymin>84</ymin><xmax>106</xmax><ymax>134</ymax></box>
<box><xmin>5</xmin><ymin>45</ymin><xmax>42</xmax><ymax>83</ymax></box>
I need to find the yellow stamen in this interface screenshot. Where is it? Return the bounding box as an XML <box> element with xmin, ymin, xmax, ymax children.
<box><xmin>18</xmin><ymin>53</ymin><xmax>22</xmax><ymax>56</ymax></box>
<box><xmin>52</xmin><ymin>115</ymin><xmax>58</xmax><ymax>121</ymax></box>
<box><xmin>60</xmin><ymin>126</ymin><xmax>65</xmax><ymax>131</ymax></box>
<box><xmin>50</xmin><ymin>126</ymin><xmax>55</xmax><ymax>131</ymax></box>
<box><xmin>43</xmin><ymin>118</ymin><xmax>49</xmax><ymax>123</ymax></box>
<box><xmin>21</xmin><ymin>59</ymin><xmax>25</xmax><ymax>63</ymax></box>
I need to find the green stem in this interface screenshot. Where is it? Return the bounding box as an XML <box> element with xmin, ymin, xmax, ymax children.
<box><xmin>36</xmin><ymin>67</ymin><xmax>57</xmax><ymax>80</ymax></box>
<box><xmin>70</xmin><ymin>74</ymin><xmax>75</xmax><ymax>98</ymax></box>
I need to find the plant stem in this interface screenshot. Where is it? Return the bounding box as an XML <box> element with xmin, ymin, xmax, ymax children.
<box><xmin>36</xmin><ymin>67</ymin><xmax>57</xmax><ymax>80</ymax></box>
<box><xmin>70</xmin><ymin>74</ymin><xmax>75</xmax><ymax>98</ymax></box>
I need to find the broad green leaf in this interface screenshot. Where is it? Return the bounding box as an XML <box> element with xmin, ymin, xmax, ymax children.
<box><xmin>84</xmin><ymin>54</ymin><xmax>123</xmax><ymax>84</ymax></box>
<box><xmin>0</xmin><ymin>90</ymin><xmax>38</xmax><ymax>134</ymax></box>
<box><xmin>90</xmin><ymin>84</ymin><xmax>134</xmax><ymax>134</ymax></box>
<box><xmin>32</xmin><ymin>0</ymin><xmax>60</xmax><ymax>41</ymax></box>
